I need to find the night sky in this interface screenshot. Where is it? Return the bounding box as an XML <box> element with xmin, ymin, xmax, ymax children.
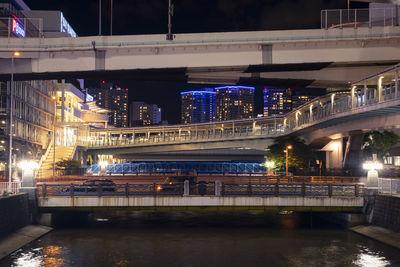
<box><xmin>24</xmin><ymin>0</ymin><xmax>368</xmax><ymax>124</ymax></box>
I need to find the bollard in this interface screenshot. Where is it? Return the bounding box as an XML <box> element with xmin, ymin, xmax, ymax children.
<box><xmin>215</xmin><ymin>180</ymin><xmax>222</xmax><ymax>197</ymax></box>
<box><xmin>183</xmin><ymin>180</ymin><xmax>190</xmax><ymax>197</ymax></box>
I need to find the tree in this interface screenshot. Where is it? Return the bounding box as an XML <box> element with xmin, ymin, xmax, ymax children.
<box><xmin>265</xmin><ymin>135</ymin><xmax>313</xmax><ymax>170</ymax></box>
<box><xmin>362</xmin><ymin>130</ymin><xmax>400</xmax><ymax>160</ymax></box>
<box><xmin>55</xmin><ymin>160</ymin><xmax>82</xmax><ymax>176</ymax></box>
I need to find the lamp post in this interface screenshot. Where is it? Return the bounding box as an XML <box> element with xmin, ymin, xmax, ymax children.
<box><xmin>264</xmin><ymin>161</ymin><xmax>275</xmax><ymax>176</ymax></box>
<box><xmin>17</xmin><ymin>160</ymin><xmax>39</xmax><ymax>188</ymax></box>
<box><xmin>363</xmin><ymin>158</ymin><xmax>382</xmax><ymax>189</ymax></box>
<box><xmin>285</xmin><ymin>145</ymin><xmax>292</xmax><ymax>177</ymax></box>
<box><xmin>8</xmin><ymin>51</ymin><xmax>20</xmax><ymax>193</ymax></box>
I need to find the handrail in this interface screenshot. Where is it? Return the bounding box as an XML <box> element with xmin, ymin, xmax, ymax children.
<box><xmin>38</xmin><ymin>182</ymin><xmax>364</xmax><ymax>198</ymax></box>
<box><xmin>36</xmin><ymin>137</ymin><xmax>54</xmax><ymax>179</ymax></box>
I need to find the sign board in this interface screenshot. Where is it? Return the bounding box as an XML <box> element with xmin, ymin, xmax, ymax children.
<box><xmin>60</xmin><ymin>12</ymin><xmax>77</xmax><ymax>37</ymax></box>
<box><xmin>11</xmin><ymin>16</ymin><xmax>25</xmax><ymax>38</ymax></box>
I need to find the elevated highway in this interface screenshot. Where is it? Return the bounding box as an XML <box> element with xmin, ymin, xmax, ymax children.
<box><xmin>0</xmin><ymin>27</ymin><xmax>400</xmax><ymax>87</ymax></box>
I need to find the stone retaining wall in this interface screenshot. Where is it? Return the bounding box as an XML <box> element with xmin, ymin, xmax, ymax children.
<box><xmin>372</xmin><ymin>195</ymin><xmax>400</xmax><ymax>232</ymax></box>
<box><xmin>0</xmin><ymin>194</ymin><xmax>30</xmax><ymax>239</ymax></box>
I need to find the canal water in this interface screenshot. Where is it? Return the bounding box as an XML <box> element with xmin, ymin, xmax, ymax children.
<box><xmin>1</xmin><ymin>212</ymin><xmax>399</xmax><ymax>267</ymax></box>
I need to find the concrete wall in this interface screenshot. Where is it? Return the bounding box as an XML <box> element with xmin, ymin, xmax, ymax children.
<box><xmin>39</xmin><ymin>196</ymin><xmax>363</xmax><ymax>210</ymax></box>
<box><xmin>372</xmin><ymin>195</ymin><xmax>400</xmax><ymax>232</ymax></box>
<box><xmin>0</xmin><ymin>194</ymin><xmax>30</xmax><ymax>238</ymax></box>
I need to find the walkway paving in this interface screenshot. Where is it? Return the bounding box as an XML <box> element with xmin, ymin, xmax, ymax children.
<box><xmin>350</xmin><ymin>225</ymin><xmax>400</xmax><ymax>249</ymax></box>
<box><xmin>0</xmin><ymin>225</ymin><xmax>52</xmax><ymax>260</ymax></box>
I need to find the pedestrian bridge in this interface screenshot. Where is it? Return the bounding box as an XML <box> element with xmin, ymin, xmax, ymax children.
<box><xmin>37</xmin><ymin>182</ymin><xmax>364</xmax><ymax>212</ymax></box>
<box><xmin>83</xmin><ymin>63</ymin><xmax>400</xmax><ymax>159</ymax></box>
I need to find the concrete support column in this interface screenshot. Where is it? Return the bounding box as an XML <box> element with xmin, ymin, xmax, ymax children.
<box><xmin>378</xmin><ymin>76</ymin><xmax>383</xmax><ymax>103</ymax></box>
<box><xmin>147</xmin><ymin>131</ymin><xmax>150</xmax><ymax>139</ymax></box>
<box><xmin>252</xmin><ymin>120</ymin><xmax>256</xmax><ymax>133</ymax></box>
<box><xmin>364</xmin><ymin>81</ymin><xmax>368</xmax><ymax>105</ymax></box>
<box><xmin>132</xmin><ymin>132</ymin><xmax>135</xmax><ymax>143</ymax></box>
<box><xmin>351</xmin><ymin>86</ymin><xmax>356</xmax><ymax>109</ymax></box>
<box><xmin>309</xmin><ymin>104</ymin><xmax>313</xmax><ymax>122</ymax></box>
<box><xmin>395</xmin><ymin>70</ymin><xmax>399</xmax><ymax>98</ymax></box>
<box><xmin>232</xmin><ymin>122</ymin><xmax>235</xmax><ymax>136</ymax></box>
<box><xmin>331</xmin><ymin>93</ymin><xmax>335</xmax><ymax>113</ymax></box>
<box><xmin>61</xmin><ymin>79</ymin><xmax>65</xmax><ymax>122</ymax></box>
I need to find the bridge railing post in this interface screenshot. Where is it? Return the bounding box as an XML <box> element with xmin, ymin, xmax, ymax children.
<box><xmin>183</xmin><ymin>180</ymin><xmax>189</xmax><ymax>197</ymax></box>
<box><xmin>125</xmin><ymin>183</ymin><xmax>129</xmax><ymax>197</ymax></box>
<box><xmin>248</xmin><ymin>182</ymin><xmax>252</xmax><ymax>196</ymax></box>
<box><xmin>221</xmin><ymin>182</ymin><xmax>225</xmax><ymax>196</ymax></box>
<box><xmin>274</xmin><ymin>183</ymin><xmax>279</xmax><ymax>196</ymax></box>
<box><xmin>153</xmin><ymin>183</ymin><xmax>156</xmax><ymax>195</ymax></box>
<box><xmin>355</xmin><ymin>184</ymin><xmax>360</xmax><ymax>197</ymax></box>
<box><xmin>215</xmin><ymin>181</ymin><xmax>222</xmax><ymax>197</ymax></box>
<box><xmin>328</xmin><ymin>184</ymin><xmax>332</xmax><ymax>197</ymax></box>
<box><xmin>301</xmin><ymin>182</ymin><xmax>306</xmax><ymax>197</ymax></box>
<box><xmin>98</xmin><ymin>185</ymin><xmax>103</xmax><ymax>197</ymax></box>
<box><xmin>42</xmin><ymin>184</ymin><xmax>47</xmax><ymax>197</ymax></box>
<box><xmin>70</xmin><ymin>184</ymin><xmax>74</xmax><ymax>197</ymax></box>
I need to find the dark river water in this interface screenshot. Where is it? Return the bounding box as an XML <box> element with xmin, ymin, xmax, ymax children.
<box><xmin>1</xmin><ymin>213</ymin><xmax>399</xmax><ymax>267</ymax></box>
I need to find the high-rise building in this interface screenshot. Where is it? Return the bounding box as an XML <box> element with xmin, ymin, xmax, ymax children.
<box><xmin>215</xmin><ymin>86</ymin><xmax>254</xmax><ymax>121</ymax></box>
<box><xmin>292</xmin><ymin>94</ymin><xmax>314</xmax><ymax>110</ymax></box>
<box><xmin>88</xmin><ymin>81</ymin><xmax>128</xmax><ymax>128</ymax></box>
<box><xmin>263</xmin><ymin>87</ymin><xmax>292</xmax><ymax>116</ymax></box>
<box><xmin>130</xmin><ymin>102</ymin><xmax>162</xmax><ymax>126</ymax></box>
<box><xmin>181</xmin><ymin>89</ymin><xmax>216</xmax><ymax>124</ymax></box>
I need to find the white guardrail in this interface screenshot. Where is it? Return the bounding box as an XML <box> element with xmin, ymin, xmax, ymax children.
<box><xmin>0</xmin><ymin>182</ymin><xmax>21</xmax><ymax>194</ymax></box>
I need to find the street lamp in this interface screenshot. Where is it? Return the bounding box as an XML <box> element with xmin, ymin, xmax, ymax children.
<box><xmin>285</xmin><ymin>145</ymin><xmax>292</xmax><ymax>177</ymax></box>
<box><xmin>99</xmin><ymin>160</ymin><xmax>108</xmax><ymax>175</ymax></box>
<box><xmin>363</xmin><ymin>158</ymin><xmax>383</xmax><ymax>189</ymax></box>
<box><xmin>17</xmin><ymin>160</ymin><xmax>39</xmax><ymax>188</ymax></box>
<box><xmin>264</xmin><ymin>161</ymin><xmax>275</xmax><ymax>175</ymax></box>
<box><xmin>8</xmin><ymin>51</ymin><xmax>21</xmax><ymax>193</ymax></box>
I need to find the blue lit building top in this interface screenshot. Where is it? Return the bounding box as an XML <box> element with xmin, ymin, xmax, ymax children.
<box><xmin>181</xmin><ymin>89</ymin><xmax>216</xmax><ymax>124</ymax></box>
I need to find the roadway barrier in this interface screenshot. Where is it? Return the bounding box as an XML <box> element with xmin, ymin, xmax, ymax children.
<box><xmin>38</xmin><ymin>182</ymin><xmax>363</xmax><ymax>198</ymax></box>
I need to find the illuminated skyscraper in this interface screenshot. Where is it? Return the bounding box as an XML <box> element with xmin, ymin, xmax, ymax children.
<box><xmin>130</xmin><ymin>101</ymin><xmax>162</xmax><ymax>126</ymax></box>
<box><xmin>181</xmin><ymin>89</ymin><xmax>216</xmax><ymax>124</ymax></box>
<box><xmin>215</xmin><ymin>86</ymin><xmax>254</xmax><ymax>121</ymax></box>
<box><xmin>88</xmin><ymin>81</ymin><xmax>128</xmax><ymax>127</ymax></box>
<box><xmin>263</xmin><ymin>87</ymin><xmax>292</xmax><ymax>116</ymax></box>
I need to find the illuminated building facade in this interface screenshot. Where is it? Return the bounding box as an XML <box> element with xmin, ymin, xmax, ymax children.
<box><xmin>263</xmin><ymin>87</ymin><xmax>292</xmax><ymax>116</ymax></box>
<box><xmin>292</xmin><ymin>94</ymin><xmax>314</xmax><ymax>110</ymax></box>
<box><xmin>0</xmin><ymin>80</ymin><xmax>56</xmax><ymax>176</ymax></box>
<box><xmin>181</xmin><ymin>89</ymin><xmax>216</xmax><ymax>124</ymax></box>
<box><xmin>130</xmin><ymin>102</ymin><xmax>162</xmax><ymax>126</ymax></box>
<box><xmin>88</xmin><ymin>82</ymin><xmax>128</xmax><ymax>128</ymax></box>
<box><xmin>215</xmin><ymin>86</ymin><xmax>254</xmax><ymax>121</ymax></box>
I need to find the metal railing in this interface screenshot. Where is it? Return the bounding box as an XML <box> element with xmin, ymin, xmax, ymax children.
<box><xmin>378</xmin><ymin>178</ymin><xmax>400</xmax><ymax>196</ymax></box>
<box><xmin>38</xmin><ymin>182</ymin><xmax>363</xmax><ymax>198</ymax></box>
<box><xmin>321</xmin><ymin>8</ymin><xmax>397</xmax><ymax>29</ymax></box>
<box><xmin>0</xmin><ymin>182</ymin><xmax>21</xmax><ymax>194</ymax></box>
<box><xmin>86</xmin><ymin>86</ymin><xmax>397</xmax><ymax>149</ymax></box>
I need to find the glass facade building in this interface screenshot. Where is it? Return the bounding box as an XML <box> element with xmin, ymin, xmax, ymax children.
<box><xmin>181</xmin><ymin>90</ymin><xmax>216</xmax><ymax>124</ymax></box>
<box><xmin>215</xmin><ymin>86</ymin><xmax>254</xmax><ymax>121</ymax></box>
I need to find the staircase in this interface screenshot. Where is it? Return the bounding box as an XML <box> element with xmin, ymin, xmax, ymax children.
<box><xmin>36</xmin><ymin>144</ymin><xmax>76</xmax><ymax>179</ymax></box>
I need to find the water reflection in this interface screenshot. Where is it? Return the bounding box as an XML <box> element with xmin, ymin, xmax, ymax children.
<box><xmin>353</xmin><ymin>247</ymin><xmax>390</xmax><ymax>267</ymax></box>
<box><xmin>2</xmin><ymin>228</ymin><xmax>399</xmax><ymax>267</ymax></box>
